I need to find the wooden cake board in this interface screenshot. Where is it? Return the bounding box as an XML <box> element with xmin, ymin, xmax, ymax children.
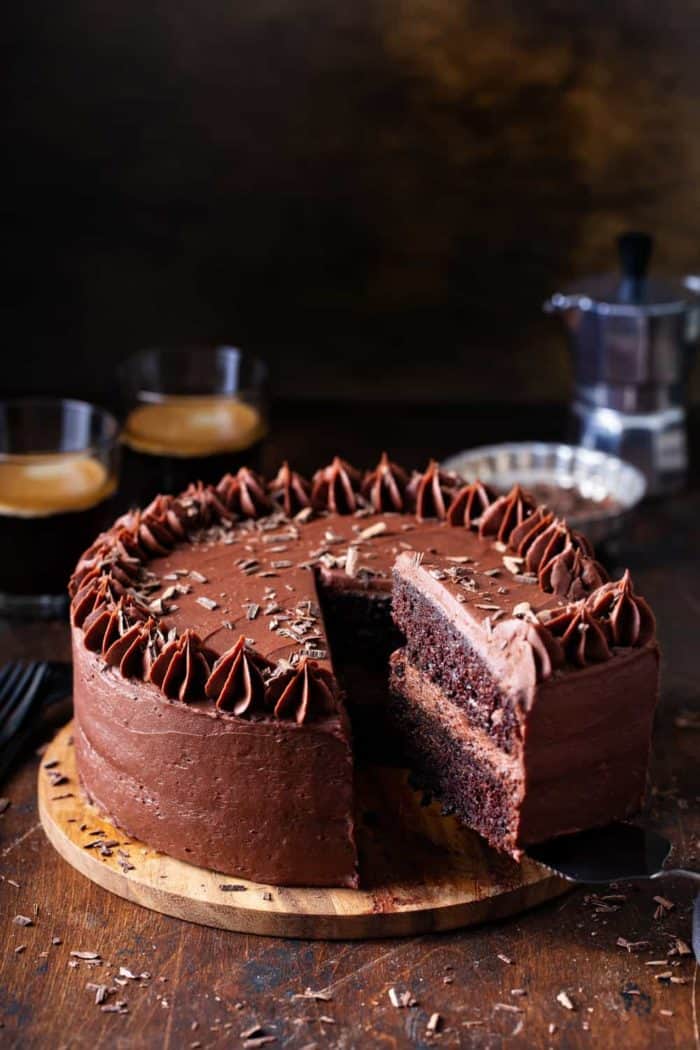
<box><xmin>38</xmin><ymin>723</ymin><xmax>569</xmax><ymax>939</ymax></box>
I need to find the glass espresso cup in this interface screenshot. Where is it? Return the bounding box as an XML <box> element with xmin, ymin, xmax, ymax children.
<box><xmin>119</xmin><ymin>346</ymin><xmax>268</xmax><ymax>507</ymax></box>
<box><xmin>0</xmin><ymin>399</ymin><xmax>120</xmax><ymax>616</ymax></box>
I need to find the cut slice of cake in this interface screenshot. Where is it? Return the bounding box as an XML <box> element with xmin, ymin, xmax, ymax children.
<box><xmin>389</xmin><ymin>551</ymin><xmax>660</xmax><ymax>857</ymax></box>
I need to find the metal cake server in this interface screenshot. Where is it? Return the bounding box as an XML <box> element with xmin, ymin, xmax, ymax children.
<box><xmin>528</xmin><ymin>823</ymin><xmax>700</xmax><ymax>958</ymax></box>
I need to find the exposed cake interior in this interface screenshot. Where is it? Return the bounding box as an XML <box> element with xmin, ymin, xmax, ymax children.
<box><xmin>390</xmin><ymin>552</ymin><xmax>660</xmax><ymax>857</ymax></box>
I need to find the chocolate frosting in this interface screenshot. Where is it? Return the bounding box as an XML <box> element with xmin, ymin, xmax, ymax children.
<box><xmin>540</xmin><ymin>545</ymin><xmax>608</xmax><ymax>601</ymax></box>
<box><xmin>180</xmin><ymin>481</ymin><xmax>233</xmax><ymax>527</ymax></box>
<box><xmin>408</xmin><ymin>460</ymin><xmax>458</xmax><ymax>521</ymax></box>
<box><xmin>508</xmin><ymin>508</ymin><xmax>605</xmax><ymax>598</ymax></box>
<box><xmin>217</xmin><ymin>467</ymin><xmax>274</xmax><ymax>517</ymax></box>
<box><xmin>510</xmin><ymin>509</ymin><xmax>592</xmax><ymax>571</ymax></box>
<box><xmin>69</xmin><ymin>458</ymin><xmax>634</xmax><ymax>686</ymax></box>
<box><xmin>268</xmin><ymin>462</ymin><xmax>311</xmax><ymax>517</ymax></box>
<box><xmin>69</xmin><ymin>558</ymin><xmax>101</xmax><ymax>599</ymax></box>
<box><xmin>105</xmin><ymin>532</ymin><xmax>145</xmax><ymax>585</ymax></box>
<box><xmin>268</xmin><ymin>658</ymin><xmax>338</xmax><ymax>724</ymax></box>
<box><xmin>311</xmin><ymin>457</ymin><xmax>363</xmax><ymax>514</ymax></box>
<box><xmin>103</xmin><ymin>616</ymin><xmax>158</xmax><ymax>678</ymax></box>
<box><xmin>81</xmin><ymin>594</ymin><xmax>146</xmax><ymax>654</ymax></box>
<box><xmin>479</xmin><ymin>484</ymin><xmax>536</xmax><ymax>544</ymax></box>
<box><xmin>106</xmin><ymin>514</ymin><xmax>155</xmax><ymax>561</ymax></box>
<box><xmin>72</xmin><ymin>639</ymin><xmax>357</xmax><ymax>888</ymax></box>
<box><xmin>72</xmin><ymin>575</ymin><xmax>122</xmax><ymax>627</ymax></box>
<box><xmin>82</xmin><ymin>596</ymin><xmax>137</xmax><ymax>653</ymax></box>
<box><xmin>546</xmin><ymin>604</ymin><xmax>612</xmax><ymax>667</ymax></box>
<box><xmin>140</xmin><ymin>494</ymin><xmax>188</xmax><ymax>548</ymax></box>
<box><xmin>361</xmin><ymin>452</ymin><xmax>410</xmax><ymax>512</ymax></box>
<box><xmin>148</xmin><ymin>629</ymin><xmax>212</xmax><ymax>701</ymax></box>
<box><xmin>586</xmin><ymin>570</ymin><xmax>656</xmax><ymax>647</ymax></box>
<box><xmin>81</xmin><ymin>603</ymin><xmax>120</xmax><ymax>653</ymax></box>
<box><xmin>520</xmin><ymin>621</ymin><xmax>565</xmax><ymax>681</ymax></box>
<box><xmin>69</xmin><ymin>529</ymin><xmax>142</xmax><ymax>596</ymax></box>
<box><xmin>205</xmin><ymin>635</ymin><xmax>268</xmax><ymax>715</ymax></box>
<box><xmin>446</xmin><ymin>480</ymin><xmax>495</xmax><ymax>528</ymax></box>
<box><xmin>509</xmin><ymin>506</ymin><xmax>553</xmax><ymax>554</ymax></box>
<box><xmin>128</xmin><ymin>511</ymin><xmax>172</xmax><ymax>557</ymax></box>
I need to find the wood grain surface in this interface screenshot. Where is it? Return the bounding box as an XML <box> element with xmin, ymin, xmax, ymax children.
<box><xmin>1</xmin><ymin>412</ymin><xmax>699</xmax><ymax>1048</ymax></box>
<box><xmin>38</xmin><ymin>724</ymin><xmax>566</xmax><ymax>941</ymax></box>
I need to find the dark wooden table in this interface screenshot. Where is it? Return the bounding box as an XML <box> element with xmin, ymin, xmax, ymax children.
<box><xmin>1</xmin><ymin>406</ymin><xmax>699</xmax><ymax>1049</ymax></box>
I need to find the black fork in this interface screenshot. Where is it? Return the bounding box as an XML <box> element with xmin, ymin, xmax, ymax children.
<box><xmin>0</xmin><ymin>660</ymin><xmax>72</xmax><ymax>782</ymax></box>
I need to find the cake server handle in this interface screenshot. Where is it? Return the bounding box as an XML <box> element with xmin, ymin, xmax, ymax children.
<box><xmin>653</xmin><ymin>868</ymin><xmax>700</xmax><ymax>886</ymax></box>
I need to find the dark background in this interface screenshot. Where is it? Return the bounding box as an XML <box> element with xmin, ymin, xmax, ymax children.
<box><xmin>6</xmin><ymin>0</ymin><xmax>700</xmax><ymax>409</ymax></box>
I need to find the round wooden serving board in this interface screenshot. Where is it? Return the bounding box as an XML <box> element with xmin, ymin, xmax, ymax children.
<box><xmin>39</xmin><ymin>722</ymin><xmax>569</xmax><ymax>939</ymax></box>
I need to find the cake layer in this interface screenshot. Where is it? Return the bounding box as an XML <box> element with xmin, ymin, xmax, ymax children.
<box><xmin>388</xmin><ymin>654</ymin><xmax>524</xmax><ymax>852</ymax></box>
<box><xmin>389</xmin><ymin>650</ymin><xmax>659</xmax><ymax>855</ymax></box>
<box><xmin>73</xmin><ymin>639</ymin><xmax>358</xmax><ymax>887</ymax></box>
<box><xmin>392</xmin><ymin>576</ymin><xmax>523</xmax><ymax>753</ymax></box>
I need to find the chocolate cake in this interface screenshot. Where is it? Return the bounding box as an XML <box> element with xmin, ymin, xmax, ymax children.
<box><xmin>69</xmin><ymin>455</ymin><xmax>660</xmax><ymax>887</ymax></box>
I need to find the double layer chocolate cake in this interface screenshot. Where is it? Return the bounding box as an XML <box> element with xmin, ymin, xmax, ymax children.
<box><xmin>69</xmin><ymin>455</ymin><xmax>660</xmax><ymax>887</ymax></box>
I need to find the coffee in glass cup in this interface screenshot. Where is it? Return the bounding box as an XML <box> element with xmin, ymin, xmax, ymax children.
<box><xmin>0</xmin><ymin>399</ymin><xmax>120</xmax><ymax>616</ymax></box>
<box><xmin>119</xmin><ymin>346</ymin><xmax>268</xmax><ymax>506</ymax></box>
